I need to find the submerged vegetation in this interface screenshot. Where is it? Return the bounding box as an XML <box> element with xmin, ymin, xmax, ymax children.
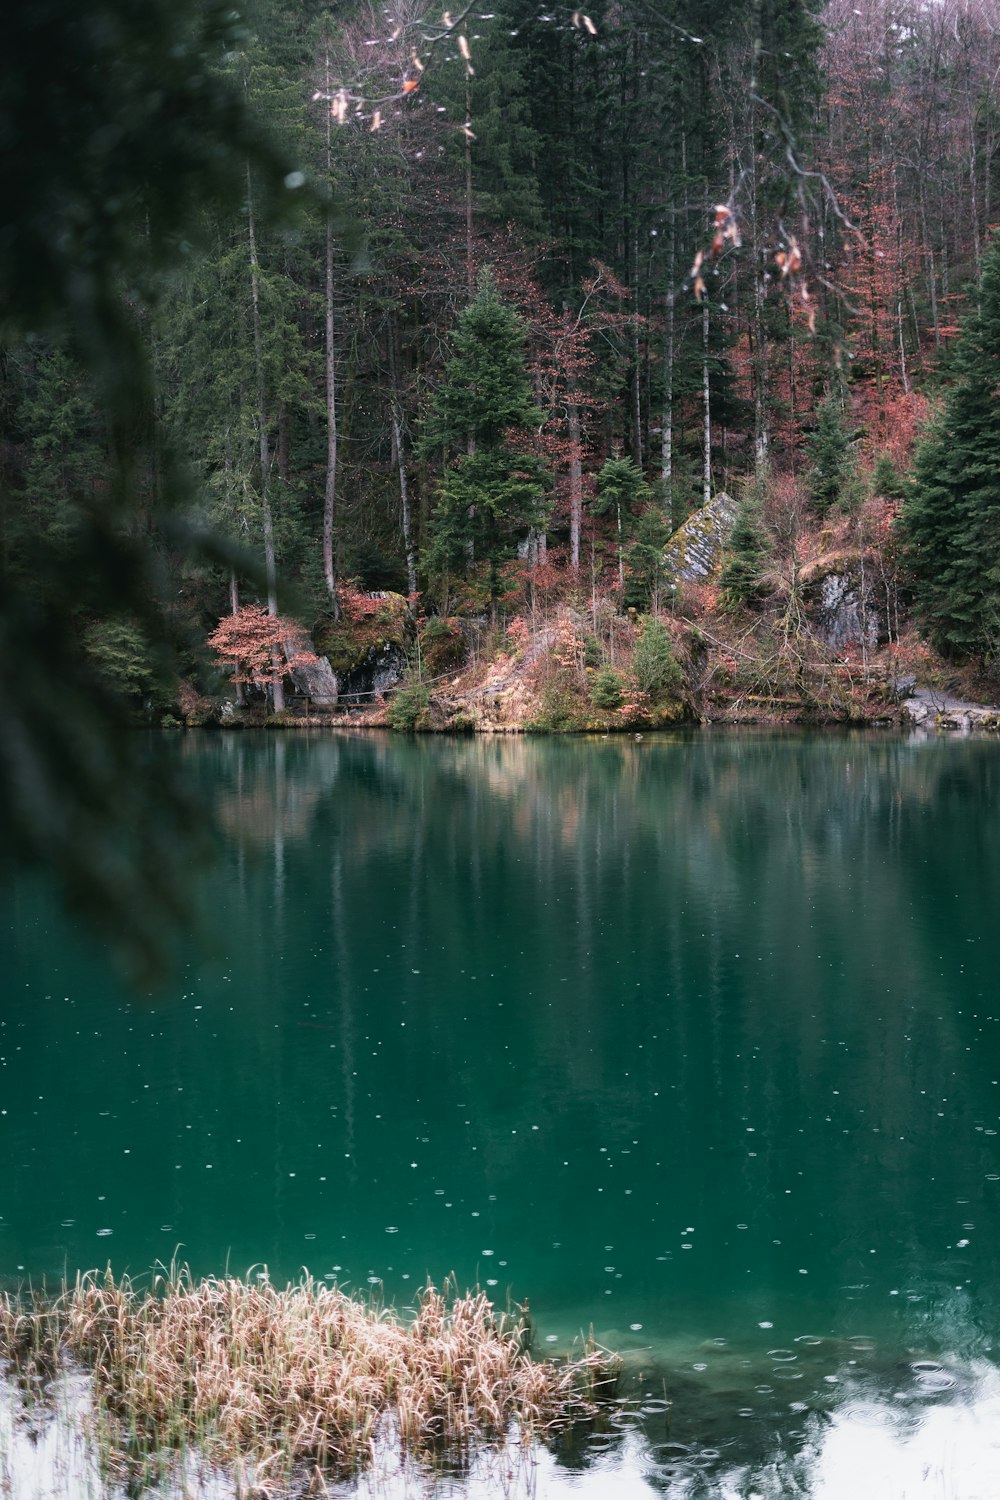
<box><xmin>0</xmin><ymin>1268</ymin><xmax>618</xmax><ymax>1494</ymax></box>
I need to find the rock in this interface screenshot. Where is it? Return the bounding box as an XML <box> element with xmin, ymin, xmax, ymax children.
<box><xmin>902</xmin><ymin>685</ymin><xmax>1000</xmax><ymax>733</ymax></box>
<box><xmin>798</xmin><ymin>551</ymin><xmax>884</xmax><ymax>649</ymax></box>
<box><xmin>813</xmin><ymin>571</ymin><xmax>880</xmax><ymax>649</ymax></box>
<box><xmin>338</xmin><ymin>642</ymin><xmax>406</xmax><ymax>705</ymax></box>
<box><xmin>663</xmin><ymin>493</ymin><xmax>737</xmax><ymax>583</ymax></box>
<box><xmin>314</xmin><ymin>592</ymin><xmax>411</xmax><ymax>705</ymax></box>
<box><xmin>289</xmin><ymin>652</ymin><xmax>339</xmax><ymax>708</ymax></box>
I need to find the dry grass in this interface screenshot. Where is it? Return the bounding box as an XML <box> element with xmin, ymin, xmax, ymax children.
<box><xmin>0</xmin><ymin>1269</ymin><xmax>618</xmax><ymax>1494</ymax></box>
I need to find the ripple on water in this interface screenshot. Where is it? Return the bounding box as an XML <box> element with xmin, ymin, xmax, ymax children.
<box><xmin>609</xmin><ymin>1408</ymin><xmax>645</xmax><ymax>1432</ymax></box>
<box><xmin>655</xmin><ymin>1442</ymin><xmax>694</xmax><ymax>1463</ymax></box>
<box><xmin>839</xmin><ymin>1400</ymin><xmax>904</xmax><ymax>1430</ymax></box>
<box><xmin>911</xmin><ymin>1361</ymin><xmax>958</xmax><ymax>1393</ymax></box>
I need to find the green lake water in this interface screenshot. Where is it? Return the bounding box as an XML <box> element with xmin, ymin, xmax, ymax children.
<box><xmin>5</xmin><ymin>729</ymin><xmax>1000</xmax><ymax>1496</ymax></box>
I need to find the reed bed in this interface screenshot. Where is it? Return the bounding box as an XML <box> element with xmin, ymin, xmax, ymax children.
<box><xmin>0</xmin><ymin>1268</ymin><xmax>618</xmax><ymax>1494</ymax></box>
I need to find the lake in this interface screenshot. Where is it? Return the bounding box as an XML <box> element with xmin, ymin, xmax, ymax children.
<box><xmin>5</xmin><ymin>729</ymin><xmax>1000</xmax><ymax>1497</ymax></box>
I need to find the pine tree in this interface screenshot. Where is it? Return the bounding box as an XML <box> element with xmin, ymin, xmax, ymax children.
<box><xmin>15</xmin><ymin>344</ymin><xmax>108</xmax><ymax>555</ymax></box>
<box><xmin>421</xmin><ymin>271</ymin><xmax>543</xmax><ymax>454</ymax></box>
<box><xmin>805</xmin><ymin>395</ymin><xmax>855</xmax><ymax>516</ymax></box>
<box><xmin>626</xmin><ymin>509</ymin><xmax>673</xmax><ymax>612</ymax></box>
<box><xmin>721</xmin><ymin>480</ymin><xmax>772</xmax><ymax>608</ymax></box>
<box><xmin>421</xmin><ymin>273</ymin><xmax>548</xmax><ymax>610</ymax></box>
<box><xmin>901</xmin><ymin>236</ymin><xmax>1000</xmax><ymax>659</ymax></box>
<box><xmin>593</xmin><ymin>455</ymin><xmax>651</xmax><ymax>600</ymax></box>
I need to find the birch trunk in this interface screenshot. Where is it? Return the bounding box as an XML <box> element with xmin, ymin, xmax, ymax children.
<box><xmin>247</xmin><ymin>162</ymin><xmax>284</xmax><ymax>712</ymax></box>
<box><xmin>568</xmin><ymin>395</ymin><xmax>583</xmax><ymax>571</ymax></box>
<box><xmin>323</xmin><ymin>47</ymin><xmax>339</xmax><ymax>613</ymax></box>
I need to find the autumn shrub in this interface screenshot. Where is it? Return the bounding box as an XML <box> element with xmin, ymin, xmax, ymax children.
<box><xmin>177</xmin><ymin>680</ymin><xmax>215</xmax><ymax>726</ymax></box>
<box><xmin>208</xmin><ymin>605</ymin><xmax>317</xmax><ymax>691</ymax></box>
<box><xmin>589</xmin><ymin>665</ymin><xmax>624</xmax><ymax>710</ymax></box>
<box><xmin>632</xmin><ymin>618</ymin><xmax>682</xmax><ymax>701</ymax></box>
<box><xmin>387</xmin><ymin>679</ymin><xmax>431</xmax><ymax>731</ymax></box>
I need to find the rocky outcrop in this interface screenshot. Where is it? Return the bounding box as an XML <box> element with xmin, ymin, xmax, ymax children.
<box><xmin>812</xmin><ymin>571</ymin><xmax>880</xmax><ymax>649</ymax></box>
<box><xmin>313</xmin><ymin>592</ymin><xmax>411</xmax><ymax>707</ymax></box>
<box><xmin>799</xmin><ymin>550</ymin><xmax>884</xmax><ymax>649</ymax></box>
<box><xmin>663</xmin><ymin>494</ymin><xmax>737</xmax><ymax>583</ymax></box>
<box><xmin>289</xmin><ymin>652</ymin><xmax>340</xmax><ymax>708</ymax></box>
<box><xmin>338</xmin><ymin>642</ymin><xmax>406</xmax><ymax>705</ymax></box>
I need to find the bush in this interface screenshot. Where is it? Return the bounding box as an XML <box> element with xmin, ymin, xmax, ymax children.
<box><xmin>590</xmin><ymin>666</ymin><xmax>624</xmax><ymax>710</ymax></box>
<box><xmin>387</xmin><ymin>680</ymin><xmax>431</xmax><ymax>731</ymax></box>
<box><xmin>529</xmin><ymin>682</ymin><xmax>585</xmax><ymax>732</ymax></box>
<box><xmin>418</xmin><ymin>616</ymin><xmax>466</xmax><ymax>675</ymax></box>
<box><xmin>633</xmin><ymin>618</ymin><xmax>682</xmax><ymax>701</ymax></box>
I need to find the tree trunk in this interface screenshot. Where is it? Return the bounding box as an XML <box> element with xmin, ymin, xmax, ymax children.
<box><xmin>702</xmin><ymin>300</ymin><xmax>712</xmax><ymax>507</ymax></box>
<box><xmin>229</xmin><ymin>570</ymin><xmax>247</xmax><ymax>707</ymax></box>
<box><xmin>630</xmin><ymin>229</ymin><xmax>643</xmax><ymax>468</ymax></box>
<box><xmin>388</xmin><ymin>326</ymin><xmax>417</xmax><ymax>600</ymax></box>
<box><xmin>247</xmin><ymin>162</ymin><xmax>284</xmax><ymax>713</ymax></box>
<box><xmin>919</xmin><ymin>184</ymin><xmax>941</xmax><ymax>349</ymax></box>
<box><xmin>661</xmin><ymin>243</ymin><xmax>675</xmax><ymax>519</ymax></box>
<box><xmin>323</xmin><ymin>47</ymin><xmax>340</xmax><ymax>614</ymax></box>
<box><xmin>568</xmin><ymin>393</ymin><xmax>583</xmax><ymax>571</ymax></box>
<box><xmin>465</xmin><ymin>65</ymin><xmax>475</xmax><ymax>299</ymax></box>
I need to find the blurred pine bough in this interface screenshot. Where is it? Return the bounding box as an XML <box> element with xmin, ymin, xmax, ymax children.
<box><xmin>0</xmin><ymin>0</ymin><xmax>342</xmax><ymax>981</ymax></box>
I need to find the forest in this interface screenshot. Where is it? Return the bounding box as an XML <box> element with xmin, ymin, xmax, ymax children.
<box><xmin>4</xmin><ymin>0</ymin><xmax>1000</xmax><ymax>742</ymax></box>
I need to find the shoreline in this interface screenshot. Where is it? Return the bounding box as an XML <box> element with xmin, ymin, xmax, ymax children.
<box><xmin>171</xmin><ymin>701</ymin><xmax>1000</xmax><ymax>735</ymax></box>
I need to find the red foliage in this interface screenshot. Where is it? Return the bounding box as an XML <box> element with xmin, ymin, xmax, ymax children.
<box><xmin>208</xmin><ymin>605</ymin><xmax>318</xmax><ymax>688</ymax></box>
<box><xmin>336</xmin><ymin>581</ymin><xmax>392</xmax><ymax>623</ymax></box>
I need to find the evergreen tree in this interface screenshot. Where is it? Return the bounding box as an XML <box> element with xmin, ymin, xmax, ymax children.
<box><xmin>805</xmin><ymin>395</ymin><xmax>855</xmax><ymax>516</ymax></box>
<box><xmin>721</xmin><ymin>479</ymin><xmax>772</xmax><ymax>608</ymax></box>
<box><xmin>421</xmin><ymin>272</ymin><xmax>543</xmax><ymax>454</ymax></box>
<box><xmin>633</xmin><ymin>616</ymin><xmax>682</xmax><ymax>701</ymax></box>
<box><xmin>626</xmin><ymin>508</ymin><xmax>673</xmax><ymax>611</ymax></box>
<box><xmin>421</xmin><ymin>274</ymin><xmax>548</xmax><ymax>610</ymax></box>
<box><xmin>593</xmin><ymin>454</ymin><xmax>656</xmax><ymax>601</ymax></box>
<box><xmin>13</xmin><ymin>344</ymin><xmax>108</xmax><ymax>557</ymax></box>
<box><xmin>901</xmin><ymin>236</ymin><xmax>1000</xmax><ymax>659</ymax></box>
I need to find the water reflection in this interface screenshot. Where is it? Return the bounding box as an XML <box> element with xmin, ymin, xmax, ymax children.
<box><xmin>6</xmin><ymin>1354</ymin><xmax>1000</xmax><ymax>1498</ymax></box>
<box><xmin>4</xmin><ymin>729</ymin><xmax>1000</xmax><ymax>1495</ymax></box>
